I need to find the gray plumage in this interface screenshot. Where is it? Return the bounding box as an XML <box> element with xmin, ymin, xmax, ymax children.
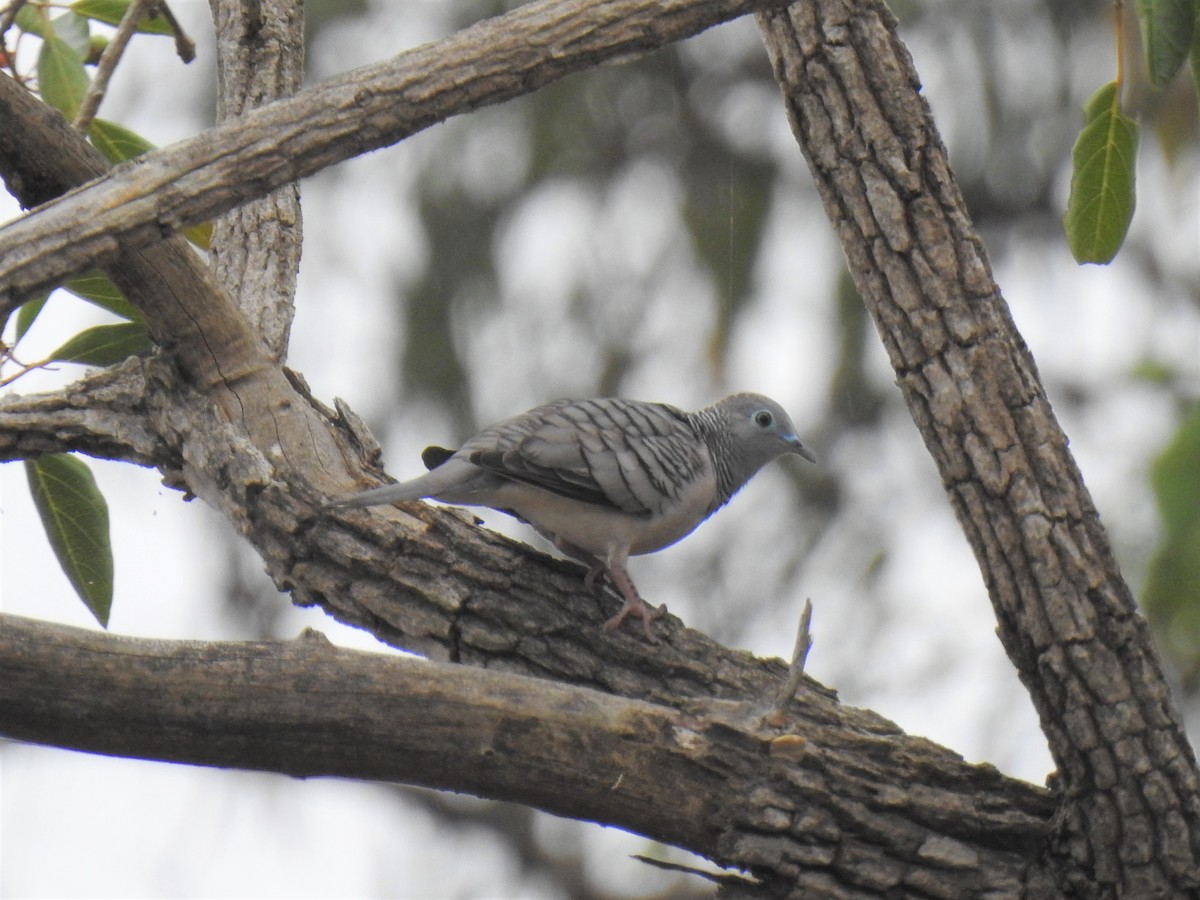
<box><xmin>325</xmin><ymin>393</ymin><xmax>815</xmax><ymax>641</ymax></box>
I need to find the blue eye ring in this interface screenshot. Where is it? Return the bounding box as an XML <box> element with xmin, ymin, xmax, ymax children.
<box><xmin>754</xmin><ymin>409</ymin><xmax>774</xmax><ymax>429</ymax></box>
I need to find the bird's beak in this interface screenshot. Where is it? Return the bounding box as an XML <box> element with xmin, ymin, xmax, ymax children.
<box><xmin>790</xmin><ymin>437</ymin><xmax>817</xmax><ymax>464</ymax></box>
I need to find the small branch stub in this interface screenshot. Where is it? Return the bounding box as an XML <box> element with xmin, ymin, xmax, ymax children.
<box><xmin>763</xmin><ymin>598</ymin><xmax>813</xmax><ymax>725</ymax></box>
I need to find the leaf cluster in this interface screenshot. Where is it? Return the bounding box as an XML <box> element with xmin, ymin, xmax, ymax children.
<box><xmin>1</xmin><ymin>0</ymin><xmax>201</xmax><ymax>626</ymax></box>
<box><xmin>1064</xmin><ymin>0</ymin><xmax>1200</xmax><ymax>263</ymax></box>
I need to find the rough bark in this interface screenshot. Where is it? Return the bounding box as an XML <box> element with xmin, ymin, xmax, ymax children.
<box><xmin>0</xmin><ymin>612</ymin><xmax>1054</xmax><ymax>897</ymax></box>
<box><xmin>208</xmin><ymin>0</ymin><xmax>305</xmax><ymax>356</ymax></box>
<box><xmin>0</xmin><ymin>362</ymin><xmax>164</xmax><ymax>464</ymax></box>
<box><xmin>0</xmin><ymin>0</ymin><xmax>1197</xmax><ymax>896</ymax></box>
<box><xmin>756</xmin><ymin>2</ymin><xmax>1200</xmax><ymax>894</ymax></box>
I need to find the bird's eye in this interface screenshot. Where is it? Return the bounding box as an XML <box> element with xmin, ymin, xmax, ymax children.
<box><xmin>754</xmin><ymin>409</ymin><xmax>774</xmax><ymax>429</ymax></box>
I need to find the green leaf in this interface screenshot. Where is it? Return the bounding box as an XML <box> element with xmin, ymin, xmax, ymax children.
<box><xmin>1144</xmin><ymin>403</ymin><xmax>1200</xmax><ymax>672</ymax></box>
<box><xmin>70</xmin><ymin>0</ymin><xmax>176</xmax><ymax>36</ymax></box>
<box><xmin>25</xmin><ymin>454</ymin><xmax>114</xmax><ymax>627</ymax></box>
<box><xmin>14</xmin><ymin>4</ymin><xmax>47</xmax><ymax>37</ymax></box>
<box><xmin>63</xmin><ymin>271</ymin><xmax>140</xmax><ymax>321</ymax></box>
<box><xmin>49</xmin><ymin>11</ymin><xmax>92</xmax><ymax>58</ymax></box>
<box><xmin>88</xmin><ymin>118</ymin><xmax>155</xmax><ymax>163</ymax></box>
<box><xmin>14</xmin><ymin>295</ymin><xmax>50</xmax><ymax>342</ymax></box>
<box><xmin>1137</xmin><ymin>0</ymin><xmax>1196</xmax><ymax>86</ymax></box>
<box><xmin>1064</xmin><ymin>81</ymin><xmax>1139</xmax><ymax>265</ymax></box>
<box><xmin>37</xmin><ymin>34</ymin><xmax>91</xmax><ymax>121</ymax></box>
<box><xmin>50</xmin><ymin>322</ymin><xmax>152</xmax><ymax>366</ymax></box>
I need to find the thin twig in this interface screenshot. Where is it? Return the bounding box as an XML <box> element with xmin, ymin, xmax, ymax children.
<box><xmin>0</xmin><ymin>355</ymin><xmax>58</xmax><ymax>388</ymax></box>
<box><xmin>152</xmin><ymin>1</ymin><xmax>195</xmax><ymax>64</ymax></box>
<box><xmin>0</xmin><ymin>0</ymin><xmax>30</xmax><ymax>80</ymax></box>
<box><xmin>72</xmin><ymin>0</ymin><xmax>150</xmax><ymax>133</ymax></box>
<box><xmin>0</xmin><ymin>0</ymin><xmax>26</xmax><ymax>38</ymax></box>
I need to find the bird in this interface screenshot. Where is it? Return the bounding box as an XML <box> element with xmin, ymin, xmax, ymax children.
<box><xmin>325</xmin><ymin>393</ymin><xmax>816</xmax><ymax>641</ymax></box>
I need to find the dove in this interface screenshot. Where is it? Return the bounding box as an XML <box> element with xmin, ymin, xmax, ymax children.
<box><xmin>325</xmin><ymin>393</ymin><xmax>815</xmax><ymax>641</ymax></box>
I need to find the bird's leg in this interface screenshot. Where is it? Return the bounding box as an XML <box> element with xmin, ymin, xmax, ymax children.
<box><xmin>553</xmin><ymin>538</ymin><xmax>611</xmax><ymax>604</ymax></box>
<box><xmin>553</xmin><ymin>538</ymin><xmax>606</xmax><ymax>589</ymax></box>
<box><xmin>583</xmin><ymin>561</ymin><xmax>606</xmax><ymax>592</ymax></box>
<box><xmin>553</xmin><ymin>538</ymin><xmax>664</xmax><ymax>642</ymax></box>
<box><xmin>601</xmin><ymin>562</ymin><xmax>666</xmax><ymax>643</ymax></box>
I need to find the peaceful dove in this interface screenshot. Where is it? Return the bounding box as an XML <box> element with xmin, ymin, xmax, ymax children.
<box><xmin>326</xmin><ymin>393</ymin><xmax>816</xmax><ymax>641</ymax></box>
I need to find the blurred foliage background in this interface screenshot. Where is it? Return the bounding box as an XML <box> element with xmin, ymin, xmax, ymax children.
<box><xmin>2</xmin><ymin>0</ymin><xmax>1199</xmax><ymax>896</ymax></box>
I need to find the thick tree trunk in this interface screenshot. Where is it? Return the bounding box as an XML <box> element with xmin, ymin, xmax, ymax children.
<box><xmin>755</xmin><ymin>1</ymin><xmax>1200</xmax><ymax>893</ymax></box>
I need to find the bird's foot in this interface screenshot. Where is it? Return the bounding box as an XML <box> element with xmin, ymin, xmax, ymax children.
<box><xmin>569</xmin><ymin>553</ymin><xmax>665</xmax><ymax>643</ymax></box>
<box><xmin>603</xmin><ymin>596</ymin><xmax>667</xmax><ymax>644</ymax></box>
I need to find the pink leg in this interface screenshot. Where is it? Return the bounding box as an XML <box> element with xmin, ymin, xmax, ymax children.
<box><xmin>601</xmin><ymin>562</ymin><xmax>666</xmax><ymax>643</ymax></box>
<box><xmin>554</xmin><ymin>538</ymin><xmax>665</xmax><ymax>642</ymax></box>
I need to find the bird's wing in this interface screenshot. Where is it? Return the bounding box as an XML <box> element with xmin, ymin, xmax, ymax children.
<box><xmin>463</xmin><ymin>398</ymin><xmax>711</xmax><ymax>517</ymax></box>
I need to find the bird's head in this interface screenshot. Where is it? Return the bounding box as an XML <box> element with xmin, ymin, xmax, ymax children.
<box><xmin>725</xmin><ymin>392</ymin><xmax>816</xmax><ymax>463</ymax></box>
<box><xmin>697</xmin><ymin>393</ymin><xmax>816</xmax><ymax>504</ymax></box>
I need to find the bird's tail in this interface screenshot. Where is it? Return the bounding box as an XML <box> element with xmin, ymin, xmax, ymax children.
<box><xmin>322</xmin><ymin>480</ymin><xmax>429</xmax><ymax>510</ymax></box>
<box><xmin>325</xmin><ymin>444</ymin><xmax>460</xmax><ymax>510</ymax></box>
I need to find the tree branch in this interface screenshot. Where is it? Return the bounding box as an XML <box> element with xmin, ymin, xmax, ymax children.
<box><xmin>207</xmin><ymin>0</ymin><xmax>304</xmax><ymax>356</ymax></box>
<box><xmin>0</xmin><ymin>62</ymin><xmax>358</xmax><ymax>510</ymax></box>
<box><xmin>0</xmin><ymin>56</ymin><xmax>282</xmax><ymax>410</ymax></box>
<box><xmin>0</xmin><ymin>0</ymin><xmax>793</xmax><ymax>317</ymax></box>
<box><xmin>72</xmin><ymin>0</ymin><xmax>155</xmax><ymax>133</ymax></box>
<box><xmin>0</xmin><ymin>612</ymin><xmax>1055</xmax><ymax>896</ymax></box>
<box><xmin>0</xmin><ymin>361</ymin><xmax>168</xmax><ymax>466</ymax></box>
<box><xmin>755</xmin><ymin>1</ymin><xmax>1200</xmax><ymax>892</ymax></box>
